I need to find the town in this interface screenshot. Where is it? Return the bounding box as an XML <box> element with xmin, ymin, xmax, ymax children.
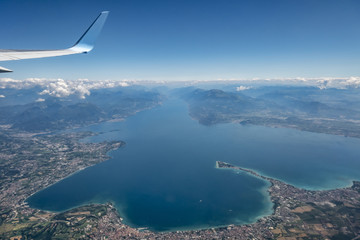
<box><xmin>1</xmin><ymin>128</ymin><xmax>359</xmax><ymax>239</ymax></box>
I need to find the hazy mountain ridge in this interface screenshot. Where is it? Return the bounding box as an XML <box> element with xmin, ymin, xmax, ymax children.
<box><xmin>182</xmin><ymin>86</ymin><xmax>360</xmax><ymax>137</ymax></box>
<box><xmin>0</xmin><ymin>88</ymin><xmax>163</xmax><ymax>132</ymax></box>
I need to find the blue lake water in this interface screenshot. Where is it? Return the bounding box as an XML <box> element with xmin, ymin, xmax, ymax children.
<box><xmin>27</xmin><ymin>98</ymin><xmax>360</xmax><ymax>231</ymax></box>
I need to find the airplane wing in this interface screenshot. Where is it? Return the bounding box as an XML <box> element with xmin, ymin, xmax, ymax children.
<box><xmin>0</xmin><ymin>11</ymin><xmax>109</xmax><ymax>73</ymax></box>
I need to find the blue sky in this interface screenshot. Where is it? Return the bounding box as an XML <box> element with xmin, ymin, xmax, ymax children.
<box><xmin>1</xmin><ymin>0</ymin><xmax>360</xmax><ymax>81</ymax></box>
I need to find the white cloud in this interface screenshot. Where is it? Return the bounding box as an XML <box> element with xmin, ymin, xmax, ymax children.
<box><xmin>2</xmin><ymin>76</ymin><xmax>360</xmax><ymax>99</ymax></box>
<box><xmin>0</xmin><ymin>94</ymin><xmax>5</xmax><ymax>98</ymax></box>
<box><xmin>236</xmin><ymin>86</ymin><xmax>252</xmax><ymax>91</ymax></box>
<box><xmin>212</xmin><ymin>77</ymin><xmax>360</xmax><ymax>89</ymax></box>
<box><xmin>0</xmin><ymin>78</ymin><xmax>131</xmax><ymax>99</ymax></box>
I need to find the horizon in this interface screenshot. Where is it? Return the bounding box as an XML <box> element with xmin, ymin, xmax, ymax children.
<box><xmin>1</xmin><ymin>0</ymin><xmax>360</xmax><ymax>80</ymax></box>
<box><xmin>2</xmin><ymin>75</ymin><xmax>360</xmax><ymax>101</ymax></box>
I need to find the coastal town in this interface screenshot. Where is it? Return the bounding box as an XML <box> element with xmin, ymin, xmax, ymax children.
<box><xmin>1</xmin><ymin>127</ymin><xmax>359</xmax><ymax>239</ymax></box>
<box><xmin>2</xmin><ymin>0</ymin><xmax>360</xmax><ymax>238</ymax></box>
<box><xmin>1</xmin><ymin>84</ymin><xmax>360</xmax><ymax>238</ymax></box>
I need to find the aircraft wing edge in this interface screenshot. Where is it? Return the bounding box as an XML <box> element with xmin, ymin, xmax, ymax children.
<box><xmin>0</xmin><ymin>66</ymin><xmax>12</xmax><ymax>73</ymax></box>
<box><xmin>0</xmin><ymin>11</ymin><xmax>109</xmax><ymax>63</ymax></box>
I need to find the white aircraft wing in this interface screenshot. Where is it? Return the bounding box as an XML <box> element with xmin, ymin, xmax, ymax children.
<box><xmin>0</xmin><ymin>11</ymin><xmax>109</xmax><ymax>72</ymax></box>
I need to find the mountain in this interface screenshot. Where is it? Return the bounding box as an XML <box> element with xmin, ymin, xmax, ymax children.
<box><xmin>0</xmin><ymin>88</ymin><xmax>163</xmax><ymax>132</ymax></box>
<box><xmin>180</xmin><ymin>87</ymin><xmax>360</xmax><ymax>137</ymax></box>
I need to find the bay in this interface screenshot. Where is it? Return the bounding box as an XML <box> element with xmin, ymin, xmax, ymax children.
<box><xmin>27</xmin><ymin>98</ymin><xmax>360</xmax><ymax>231</ymax></box>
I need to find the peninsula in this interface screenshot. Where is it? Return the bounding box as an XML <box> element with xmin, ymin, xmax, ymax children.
<box><xmin>2</xmin><ymin>149</ymin><xmax>359</xmax><ymax>239</ymax></box>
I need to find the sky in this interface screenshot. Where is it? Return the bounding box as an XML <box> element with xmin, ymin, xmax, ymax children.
<box><xmin>1</xmin><ymin>0</ymin><xmax>360</xmax><ymax>81</ymax></box>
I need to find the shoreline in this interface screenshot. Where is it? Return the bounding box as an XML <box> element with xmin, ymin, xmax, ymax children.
<box><xmin>215</xmin><ymin>160</ymin><xmax>360</xmax><ymax>192</ymax></box>
<box><xmin>26</xmin><ymin>148</ymin><xmax>359</xmax><ymax>234</ymax></box>
<box><xmin>2</xmin><ymin>134</ymin><xmax>360</xmax><ymax>239</ymax></box>
<box><xmin>215</xmin><ymin>160</ymin><xmax>356</xmax><ymax>191</ymax></box>
<box><xmin>25</xmin><ymin>140</ymin><xmax>124</xmax><ymax>207</ymax></box>
<box><xmin>215</xmin><ymin>161</ymin><xmax>275</xmax><ymax>223</ymax></box>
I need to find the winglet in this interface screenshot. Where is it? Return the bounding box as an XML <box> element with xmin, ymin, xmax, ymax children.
<box><xmin>70</xmin><ymin>11</ymin><xmax>109</xmax><ymax>53</ymax></box>
<box><xmin>0</xmin><ymin>66</ymin><xmax>12</xmax><ymax>73</ymax></box>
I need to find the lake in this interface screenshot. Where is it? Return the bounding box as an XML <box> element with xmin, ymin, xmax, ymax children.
<box><xmin>27</xmin><ymin>98</ymin><xmax>360</xmax><ymax>231</ymax></box>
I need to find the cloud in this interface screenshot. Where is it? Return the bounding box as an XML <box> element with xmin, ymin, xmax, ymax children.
<box><xmin>211</xmin><ymin>77</ymin><xmax>360</xmax><ymax>89</ymax></box>
<box><xmin>0</xmin><ymin>78</ymin><xmax>130</xmax><ymax>99</ymax></box>
<box><xmin>35</xmin><ymin>98</ymin><xmax>45</xmax><ymax>102</ymax></box>
<box><xmin>236</xmin><ymin>86</ymin><xmax>252</xmax><ymax>91</ymax></box>
<box><xmin>309</xmin><ymin>77</ymin><xmax>360</xmax><ymax>89</ymax></box>
<box><xmin>2</xmin><ymin>76</ymin><xmax>360</xmax><ymax>99</ymax></box>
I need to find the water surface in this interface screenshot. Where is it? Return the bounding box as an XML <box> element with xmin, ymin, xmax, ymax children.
<box><xmin>27</xmin><ymin>98</ymin><xmax>360</xmax><ymax>231</ymax></box>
